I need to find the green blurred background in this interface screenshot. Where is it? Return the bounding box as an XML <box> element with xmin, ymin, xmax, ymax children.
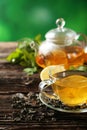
<box><xmin>0</xmin><ymin>0</ymin><xmax>87</xmax><ymax>41</ymax></box>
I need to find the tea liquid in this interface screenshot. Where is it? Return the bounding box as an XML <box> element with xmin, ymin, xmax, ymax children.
<box><xmin>36</xmin><ymin>49</ymin><xmax>68</xmax><ymax>68</ymax></box>
<box><xmin>52</xmin><ymin>75</ymin><xmax>87</xmax><ymax>106</ymax></box>
<box><xmin>36</xmin><ymin>46</ymin><xmax>85</xmax><ymax>68</ymax></box>
<box><xmin>64</xmin><ymin>46</ymin><xmax>85</xmax><ymax>67</ymax></box>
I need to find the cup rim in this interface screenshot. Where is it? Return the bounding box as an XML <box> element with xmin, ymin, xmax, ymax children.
<box><xmin>49</xmin><ymin>67</ymin><xmax>87</xmax><ymax>80</ymax></box>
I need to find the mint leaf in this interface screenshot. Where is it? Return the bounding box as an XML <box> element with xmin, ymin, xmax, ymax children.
<box><xmin>24</xmin><ymin>67</ymin><xmax>37</xmax><ymax>75</ymax></box>
<box><xmin>6</xmin><ymin>35</ymin><xmax>41</xmax><ymax>75</ymax></box>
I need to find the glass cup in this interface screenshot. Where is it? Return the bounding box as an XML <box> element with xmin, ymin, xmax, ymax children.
<box><xmin>39</xmin><ymin>65</ymin><xmax>87</xmax><ymax>106</ymax></box>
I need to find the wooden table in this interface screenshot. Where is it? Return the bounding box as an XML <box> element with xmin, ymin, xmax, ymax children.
<box><xmin>0</xmin><ymin>42</ymin><xmax>87</xmax><ymax>130</ymax></box>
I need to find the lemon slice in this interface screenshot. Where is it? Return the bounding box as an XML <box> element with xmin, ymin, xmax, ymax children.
<box><xmin>40</xmin><ymin>65</ymin><xmax>65</xmax><ymax>80</ymax></box>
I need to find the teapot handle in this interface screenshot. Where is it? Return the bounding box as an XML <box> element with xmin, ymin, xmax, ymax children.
<box><xmin>78</xmin><ymin>33</ymin><xmax>87</xmax><ymax>48</ymax></box>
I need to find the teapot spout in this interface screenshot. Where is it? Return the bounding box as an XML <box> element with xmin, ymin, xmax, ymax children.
<box><xmin>80</xmin><ymin>33</ymin><xmax>87</xmax><ymax>42</ymax></box>
<box><xmin>80</xmin><ymin>33</ymin><xmax>87</xmax><ymax>50</ymax></box>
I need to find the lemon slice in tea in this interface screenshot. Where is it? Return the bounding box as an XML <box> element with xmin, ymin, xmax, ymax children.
<box><xmin>40</xmin><ymin>65</ymin><xmax>65</xmax><ymax>81</ymax></box>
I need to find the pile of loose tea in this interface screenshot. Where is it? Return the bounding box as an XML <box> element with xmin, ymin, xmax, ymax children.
<box><xmin>40</xmin><ymin>93</ymin><xmax>87</xmax><ymax>113</ymax></box>
<box><xmin>12</xmin><ymin>92</ymin><xmax>56</xmax><ymax>122</ymax></box>
<box><xmin>12</xmin><ymin>91</ymin><xmax>87</xmax><ymax>122</ymax></box>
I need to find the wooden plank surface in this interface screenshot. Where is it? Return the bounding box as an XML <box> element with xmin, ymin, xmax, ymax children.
<box><xmin>0</xmin><ymin>42</ymin><xmax>87</xmax><ymax>130</ymax></box>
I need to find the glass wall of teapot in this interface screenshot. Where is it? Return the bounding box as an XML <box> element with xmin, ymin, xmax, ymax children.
<box><xmin>30</xmin><ymin>18</ymin><xmax>87</xmax><ymax>68</ymax></box>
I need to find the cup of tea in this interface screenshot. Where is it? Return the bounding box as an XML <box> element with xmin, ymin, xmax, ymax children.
<box><xmin>39</xmin><ymin>65</ymin><xmax>87</xmax><ymax>106</ymax></box>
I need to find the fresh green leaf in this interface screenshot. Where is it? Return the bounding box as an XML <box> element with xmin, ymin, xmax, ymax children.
<box><xmin>75</xmin><ymin>65</ymin><xmax>87</xmax><ymax>71</ymax></box>
<box><xmin>6</xmin><ymin>35</ymin><xmax>42</xmax><ymax>75</ymax></box>
<box><xmin>23</xmin><ymin>67</ymin><xmax>37</xmax><ymax>75</ymax></box>
<box><xmin>69</xmin><ymin>65</ymin><xmax>87</xmax><ymax>72</ymax></box>
<box><xmin>6</xmin><ymin>48</ymin><xmax>23</xmax><ymax>64</ymax></box>
<box><xmin>34</xmin><ymin>34</ymin><xmax>41</xmax><ymax>45</ymax></box>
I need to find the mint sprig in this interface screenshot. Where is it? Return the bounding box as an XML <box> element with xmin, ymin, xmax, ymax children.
<box><xmin>7</xmin><ymin>35</ymin><xmax>41</xmax><ymax>75</ymax></box>
<box><xmin>69</xmin><ymin>65</ymin><xmax>87</xmax><ymax>72</ymax></box>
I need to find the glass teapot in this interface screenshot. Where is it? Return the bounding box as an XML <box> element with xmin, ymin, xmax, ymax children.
<box><xmin>31</xmin><ymin>18</ymin><xmax>87</xmax><ymax>68</ymax></box>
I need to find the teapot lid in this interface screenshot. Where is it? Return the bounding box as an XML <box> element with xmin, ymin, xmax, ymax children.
<box><xmin>45</xmin><ymin>18</ymin><xmax>79</xmax><ymax>45</ymax></box>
